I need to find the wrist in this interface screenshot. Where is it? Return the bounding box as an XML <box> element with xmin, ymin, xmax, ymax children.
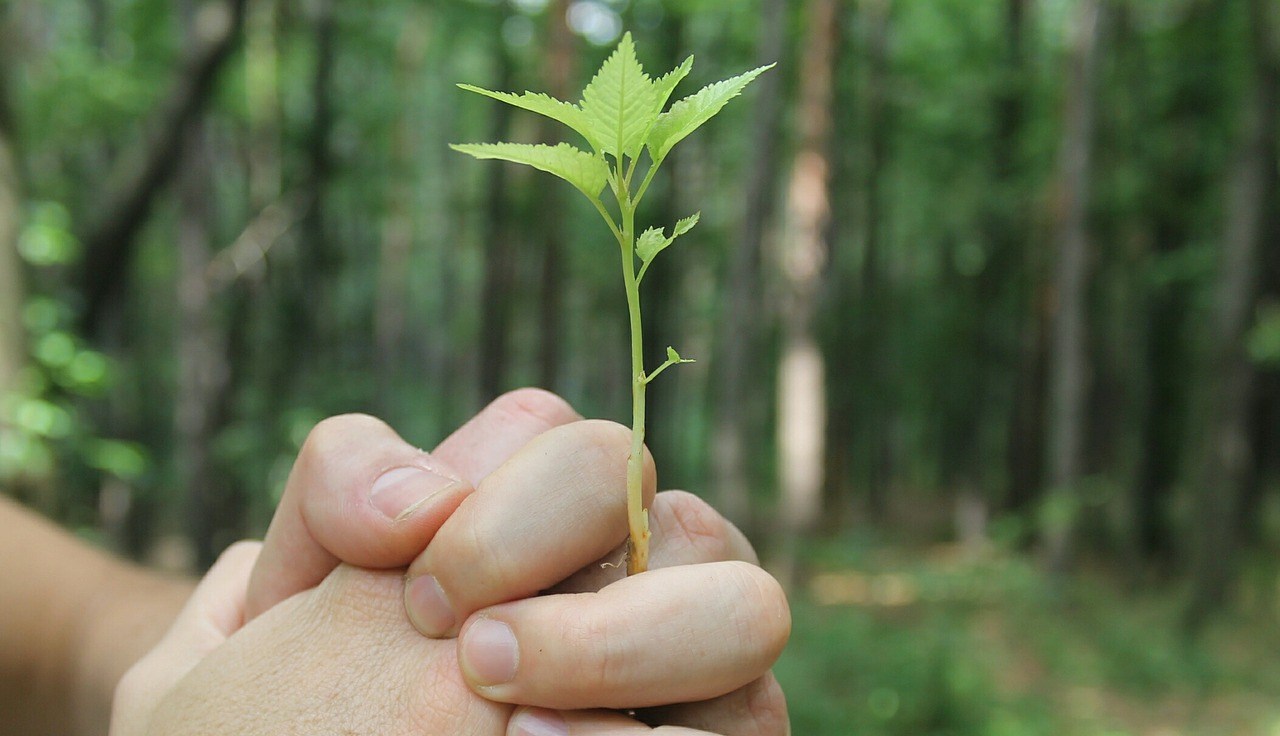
<box><xmin>70</xmin><ymin>560</ymin><xmax>193</xmax><ymax>736</ymax></box>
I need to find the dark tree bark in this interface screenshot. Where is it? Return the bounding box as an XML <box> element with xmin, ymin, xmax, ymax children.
<box><xmin>478</xmin><ymin>18</ymin><xmax>516</xmax><ymax>403</ymax></box>
<box><xmin>992</xmin><ymin>0</ymin><xmax>1046</xmax><ymax>520</ymax></box>
<box><xmin>1187</xmin><ymin>0</ymin><xmax>1276</xmax><ymax>626</ymax></box>
<box><xmin>376</xmin><ymin>10</ymin><xmax>429</xmax><ymax>408</ymax></box>
<box><xmin>858</xmin><ymin>0</ymin><xmax>892</xmax><ymax>521</ymax></box>
<box><xmin>640</xmin><ymin>13</ymin><xmax>688</xmax><ymax>486</ymax></box>
<box><xmin>1129</xmin><ymin>2</ymin><xmax>1214</xmax><ymax>564</ymax></box>
<box><xmin>1044</xmin><ymin>0</ymin><xmax>1103</xmax><ymax>574</ymax></box>
<box><xmin>176</xmin><ymin>118</ymin><xmax>232</xmax><ymax>570</ymax></box>
<box><xmin>0</xmin><ymin>57</ymin><xmax>22</xmax><ymax>404</ymax></box>
<box><xmin>175</xmin><ymin>0</ymin><xmax>235</xmax><ymax>570</ymax></box>
<box><xmin>536</xmin><ymin>0</ymin><xmax>574</xmax><ymax>393</ymax></box>
<box><xmin>711</xmin><ymin>0</ymin><xmax>787</xmax><ymax>529</ymax></box>
<box><xmin>78</xmin><ymin>0</ymin><xmax>248</xmax><ymax>334</ymax></box>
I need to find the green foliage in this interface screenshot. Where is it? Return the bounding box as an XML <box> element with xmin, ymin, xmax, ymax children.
<box><xmin>646</xmin><ymin>63</ymin><xmax>775</xmax><ymax>163</ymax></box>
<box><xmin>448</xmin><ymin>142</ymin><xmax>609</xmax><ymax>199</ymax></box>
<box><xmin>453</xmin><ymin>31</ymin><xmax>770</xmax><ymax>571</ymax></box>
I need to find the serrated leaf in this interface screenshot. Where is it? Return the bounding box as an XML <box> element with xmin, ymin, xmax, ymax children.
<box><xmin>579</xmin><ymin>32</ymin><xmax>658</xmax><ymax>160</ymax></box>
<box><xmin>450</xmin><ymin>142</ymin><xmax>609</xmax><ymax>199</ymax></box>
<box><xmin>458</xmin><ymin>84</ymin><xmax>595</xmax><ymax>149</ymax></box>
<box><xmin>646</xmin><ymin>63</ymin><xmax>776</xmax><ymax>163</ymax></box>
<box><xmin>636</xmin><ymin>226</ymin><xmax>669</xmax><ymax>262</ymax></box>
<box><xmin>652</xmin><ymin>55</ymin><xmax>694</xmax><ymax>115</ymax></box>
<box><xmin>673</xmin><ymin>212</ymin><xmax>700</xmax><ymax>238</ymax></box>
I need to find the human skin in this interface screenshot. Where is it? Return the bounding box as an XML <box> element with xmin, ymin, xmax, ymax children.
<box><xmin>0</xmin><ymin>389</ymin><xmax>789</xmax><ymax>735</ymax></box>
<box><xmin>242</xmin><ymin>388</ymin><xmax>791</xmax><ymax>731</ymax></box>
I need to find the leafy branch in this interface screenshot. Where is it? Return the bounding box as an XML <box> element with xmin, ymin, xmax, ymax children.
<box><xmin>452</xmin><ymin>32</ymin><xmax>773</xmax><ymax>575</ymax></box>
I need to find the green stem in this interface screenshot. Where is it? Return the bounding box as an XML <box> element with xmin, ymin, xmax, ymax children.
<box><xmin>618</xmin><ymin>186</ymin><xmax>650</xmax><ymax>575</ymax></box>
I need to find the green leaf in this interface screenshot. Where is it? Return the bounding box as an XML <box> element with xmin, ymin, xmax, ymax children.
<box><xmin>673</xmin><ymin>211</ymin><xmax>700</xmax><ymax>237</ymax></box>
<box><xmin>652</xmin><ymin>55</ymin><xmax>694</xmax><ymax>115</ymax></box>
<box><xmin>666</xmin><ymin>346</ymin><xmax>683</xmax><ymax>363</ymax></box>
<box><xmin>636</xmin><ymin>227</ymin><xmax>669</xmax><ymax>262</ymax></box>
<box><xmin>450</xmin><ymin>142</ymin><xmax>609</xmax><ymax>199</ymax></box>
<box><xmin>457</xmin><ymin>85</ymin><xmax>596</xmax><ymax>149</ymax></box>
<box><xmin>579</xmin><ymin>32</ymin><xmax>658</xmax><ymax>160</ymax></box>
<box><xmin>646</xmin><ymin>63</ymin><xmax>776</xmax><ymax>163</ymax></box>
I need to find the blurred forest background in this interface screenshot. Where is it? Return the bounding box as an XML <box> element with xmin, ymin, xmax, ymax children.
<box><xmin>3</xmin><ymin>0</ymin><xmax>1280</xmax><ymax>733</ymax></box>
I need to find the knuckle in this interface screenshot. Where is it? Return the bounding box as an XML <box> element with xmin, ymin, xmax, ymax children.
<box><xmin>216</xmin><ymin>539</ymin><xmax>262</xmax><ymax>567</ymax></box>
<box><xmin>490</xmin><ymin>388</ymin><xmax>580</xmax><ymax>430</ymax></box>
<box><xmin>660</xmin><ymin>491</ymin><xmax>732</xmax><ymax>561</ymax></box>
<box><xmin>300</xmin><ymin>413</ymin><xmax>389</xmax><ymax>465</ymax></box>
<box><xmin>574</xmin><ymin>419</ymin><xmax>634</xmax><ymax>457</ymax></box>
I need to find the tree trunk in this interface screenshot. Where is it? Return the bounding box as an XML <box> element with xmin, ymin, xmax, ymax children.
<box><xmin>0</xmin><ymin>76</ymin><xmax>22</xmax><ymax>408</ymax></box>
<box><xmin>536</xmin><ymin>0</ymin><xmax>573</xmax><ymax>393</ymax></box>
<box><xmin>1044</xmin><ymin>0</ymin><xmax>1103</xmax><ymax>574</ymax></box>
<box><xmin>478</xmin><ymin>21</ymin><xmax>515</xmax><ymax>403</ymax></box>
<box><xmin>711</xmin><ymin>0</ymin><xmax>787</xmax><ymax>529</ymax></box>
<box><xmin>858</xmin><ymin>0</ymin><xmax>891</xmax><ymax>521</ymax></box>
<box><xmin>79</xmin><ymin>0</ymin><xmax>248</xmax><ymax>334</ymax></box>
<box><xmin>641</xmin><ymin>14</ymin><xmax>688</xmax><ymax>486</ymax></box>
<box><xmin>377</xmin><ymin>9</ymin><xmax>429</xmax><ymax>407</ymax></box>
<box><xmin>1187</xmin><ymin>0</ymin><xmax>1275</xmax><ymax>626</ymax></box>
<box><xmin>776</xmin><ymin>0</ymin><xmax>840</xmax><ymax>587</ymax></box>
<box><xmin>174</xmin><ymin>0</ymin><xmax>235</xmax><ymax>570</ymax></box>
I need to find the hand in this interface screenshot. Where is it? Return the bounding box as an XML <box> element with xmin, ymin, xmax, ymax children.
<box><xmin>112</xmin><ymin>390</ymin><xmax>791</xmax><ymax>735</ymax></box>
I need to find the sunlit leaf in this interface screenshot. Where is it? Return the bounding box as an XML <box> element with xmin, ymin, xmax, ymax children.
<box><xmin>646</xmin><ymin>64</ymin><xmax>775</xmax><ymax>163</ymax></box>
<box><xmin>450</xmin><ymin>142</ymin><xmax>610</xmax><ymax>199</ymax></box>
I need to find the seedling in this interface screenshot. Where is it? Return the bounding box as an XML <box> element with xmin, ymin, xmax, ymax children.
<box><xmin>453</xmin><ymin>33</ymin><xmax>772</xmax><ymax>574</ymax></box>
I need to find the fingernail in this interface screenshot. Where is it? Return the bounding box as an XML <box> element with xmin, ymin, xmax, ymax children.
<box><xmin>369</xmin><ymin>465</ymin><xmax>457</xmax><ymax>521</ymax></box>
<box><xmin>405</xmin><ymin>574</ymin><xmax>456</xmax><ymax>637</ymax></box>
<box><xmin>462</xmin><ymin>618</ymin><xmax>519</xmax><ymax>687</ymax></box>
<box><xmin>508</xmin><ymin>708</ymin><xmax>567</xmax><ymax>736</ymax></box>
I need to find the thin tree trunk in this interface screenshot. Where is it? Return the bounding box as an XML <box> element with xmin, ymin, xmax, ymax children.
<box><xmin>1187</xmin><ymin>0</ymin><xmax>1275</xmax><ymax>626</ymax></box>
<box><xmin>990</xmin><ymin>0</ymin><xmax>1043</xmax><ymax>521</ymax></box>
<box><xmin>776</xmin><ymin>0</ymin><xmax>839</xmax><ymax>588</ymax></box>
<box><xmin>302</xmin><ymin>0</ymin><xmax>336</xmax><ymax>352</ymax></box>
<box><xmin>245</xmin><ymin>0</ymin><xmax>281</xmax><ymax>210</ymax></box>
<box><xmin>536</xmin><ymin>0</ymin><xmax>573</xmax><ymax>392</ymax></box>
<box><xmin>641</xmin><ymin>14</ymin><xmax>687</xmax><ymax>484</ymax></box>
<box><xmin>478</xmin><ymin>21</ymin><xmax>515</xmax><ymax>403</ymax></box>
<box><xmin>175</xmin><ymin>0</ymin><xmax>233</xmax><ymax>570</ymax></box>
<box><xmin>78</xmin><ymin>0</ymin><xmax>248</xmax><ymax>334</ymax></box>
<box><xmin>377</xmin><ymin>9</ymin><xmax>429</xmax><ymax>406</ymax></box>
<box><xmin>1044</xmin><ymin>0</ymin><xmax>1103</xmax><ymax>574</ymax></box>
<box><xmin>711</xmin><ymin>0</ymin><xmax>787</xmax><ymax>529</ymax></box>
<box><xmin>859</xmin><ymin>0</ymin><xmax>891</xmax><ymax>520</ymax></box>
<box><xmin>0</xmin><ymin>80</ymin><xmax>21</xmax><ymax>407</ymax></box>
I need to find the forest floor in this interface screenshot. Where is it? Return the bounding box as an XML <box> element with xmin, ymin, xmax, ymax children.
<box><xmin>774</xmin><ymin>534</ymin><xmax>1280</xmax><ymax>735</ymax></box>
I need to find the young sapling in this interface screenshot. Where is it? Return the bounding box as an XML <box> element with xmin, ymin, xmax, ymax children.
<box><xmin>452</xmin><ymin>33</ymin><xmax>772</xmax><ymax>574</ymax></box>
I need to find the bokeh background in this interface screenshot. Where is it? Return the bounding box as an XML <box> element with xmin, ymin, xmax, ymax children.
<box><xmin>3</xmin><ymin>0</ymin><xmax>1280</xmax><ymax>733</ymax></box>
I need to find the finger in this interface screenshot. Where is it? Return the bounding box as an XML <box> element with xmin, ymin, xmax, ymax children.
<box><xmin>507</xmin><ymin>707</ymin><xmax>720</xmax><ymax>735</ymax></box>
<box><xmin>245</xmin><ymin>414</ymin><xmax>473</xmax><ymax>619</ymax></box>
<box><xmin>552</xmin><ymin>490</ymin><xmax>757</xmax><ymax>594</ymax></box>
<box><xmin>405</xmin><ymin>420</ymin><xmax>656</xmax><ymax>638</ymax></box>
<box><xmin>245</xmin><ymin>390</ymin><xmax>580</xmax><ymax>621</ymax></box>
<box><xmin>112</xmin><ymin>542</ymin><xmax>261</xmax><ymax>735</ymax></box>
<box><xmin>458</xmin><ymin>561</ymin><xmax>790</xmax><ymax>709</ymax></box>
<box><xmin>433</xmin><ymin>388</ymin><xmax>582</xmax><ymax>485</ymax></box>
<box><xmin>638</xmin><ymin>673</ymin><xmax>790</xmax><ymax>736</ymax></box>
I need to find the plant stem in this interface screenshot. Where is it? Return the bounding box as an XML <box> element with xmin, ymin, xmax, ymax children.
<box><xmin>618</xmin><ymin>183</ymin><xmax>650</xmax><ymax>575</ymax></box>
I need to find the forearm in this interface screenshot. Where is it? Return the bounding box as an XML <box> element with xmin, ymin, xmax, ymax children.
<box><xmin>0</xmin><ymin>497</ymin><xmax>193</xmax><ymax>736</ymax></box>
